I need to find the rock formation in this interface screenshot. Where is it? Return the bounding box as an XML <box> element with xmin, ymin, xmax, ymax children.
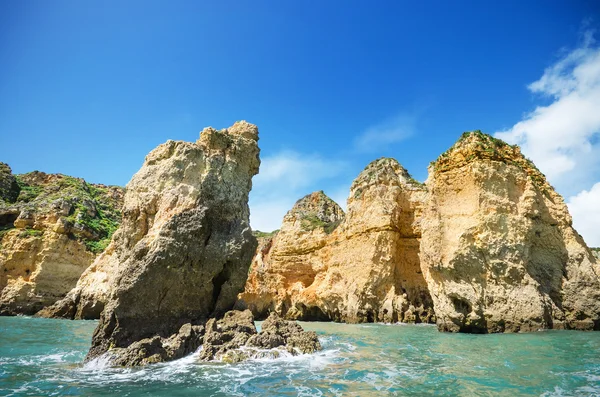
<box><xmin>97</xmin><ymin>309</ymin><xmax>320</xmax><ymax>366</ymax></box>
<box><xmin>84</xmin><ymin>121</ymin><xmax>260</xmax><ymax>364</ymax></box>
<box><xmin>37</xmin><ymin>241</ymin><xmax>122</xmax><ymax>319</ymax></box>
<box><xmin>200</xmin><ymin>310</ymin><xmax>321</xmax><ymax>363</ymax></box>
<box><xmin>419</xmin><ymin>131</ymin><xmax>600</xmax><ymax>332</ymax></box>
<box><xmin>0</xmin><ymin>163</ymin><xmax>20</xmax><ymax>204</ymax></box>
<box><xmin>239</xmin><ymin>158</ymin><xmax>435</xmax><ymax>324</ymax></box>
<box><xmin>0</xmin><ymin>165</ymin><xmax>123</xmax><ymax>315</ymax></box>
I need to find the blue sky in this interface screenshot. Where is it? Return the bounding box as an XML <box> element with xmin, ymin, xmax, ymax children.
<box><xmin>1</xmin><ymin>1</ymin><xmax>600</xmax><ymax>243</ymax></box>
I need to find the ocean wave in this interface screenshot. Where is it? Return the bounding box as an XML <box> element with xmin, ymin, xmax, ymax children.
<box><xmin>3</xmin><ymin>317</ymin><xmax>599</xmax><ymax>396</ymax></box>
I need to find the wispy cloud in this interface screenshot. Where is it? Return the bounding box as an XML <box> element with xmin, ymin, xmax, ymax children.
<box><xmin>568</xmin><ymin>183</ymin><xmax>600</xmax><ymax>246</ymax></box>
<box><xmin>249</xmin><ymin>151</ymin><xmax>349</xmax><ymax>232</ymax></box>
<box><xmin>353</xmin><ymin>114</ymin><xmax>416</xmax><ymax>153</ymax></box>
<box><xmin>495</xmin><ymin>29</ymin><xmax>600</xmax><ymax>247</ymax></box>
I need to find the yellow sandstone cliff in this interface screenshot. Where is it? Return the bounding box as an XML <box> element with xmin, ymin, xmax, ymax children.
<box><xmin>239</xmin><ymin>158</ymin><xmax>435</xmax><ymax>324</ymax></box>
<box><xmin>419</xmin><ymin>131</ymin><xmax>600</xmax><ymax>332</ymax></box>
<box><xmin>0</xmin><ymin>166</ymin><xmax>123</xmax><ymax>315</ymax></box>
<box><xmin>240</xmin><ymin>131</ymin><xmax>600</xmax><ymax>332</ymax></box>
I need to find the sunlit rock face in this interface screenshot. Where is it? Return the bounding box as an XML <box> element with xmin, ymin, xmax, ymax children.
<box><xmin>419</xmin><ymin>131</ymin><xmax>600</xmax><ymax>333</ymax></box>
<box><xmin>0</xmin><ymin>164</ymin><xmax>123</xmax><ymax>316</ymax></box>
<box><xmin>239</xmin><ymin>158</ymin><xmax>435</xmax><ymax>324</ymax></box>
<box><xmin>83</xmin><ymin>121</ymin><xmax>260</xmax><ymax>363</ymax></box>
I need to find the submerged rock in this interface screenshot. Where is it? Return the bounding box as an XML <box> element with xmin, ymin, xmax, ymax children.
<box><xmin>84</xmin><ymin>121</ymin><xmax>260</xmax><ymax>364</ymax></box>
<box><xmin>239</xmin><ymin>159</ymin><xmax>435</xmax><ymax>324</ymax></box>
<box><xmin>0</xmin><ymin>166</ymin><xmax>123</xmax><ymax>315</ymax></box>
<box><xmin>200</xmin><ymin>310</ymin><xmax>321</xmax><ymax>363</ymax></box>
<box><xmin>420</xmin><ymin>131</ymin><xmax>600</xmax><ymax>333</ymax></box>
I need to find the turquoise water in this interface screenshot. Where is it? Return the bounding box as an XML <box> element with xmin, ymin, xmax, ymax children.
<box><xmin>1</xmin><ymin>317</ymin><xmax>599</xmax><ymax>396</ymax></box>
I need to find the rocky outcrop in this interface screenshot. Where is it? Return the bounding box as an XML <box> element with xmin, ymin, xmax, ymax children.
<box><xmin>97</xmin><ymin>309</ymin><xmax>320</xmax><ymax>366</ymax></box>
<box><xmin>200</xmin><ymin>310</ymin><xmax>321</xmax><ymax>363</ymax></box>
<box><xmin>420</xmin><ymin>131</ymin><xmax>600</xmax><ymax>333</ymax></box>
<box><xmin>239</xmin><ymin>159</ymin><xmax>435</xmax><ymax>324</ymax></box>
<box><xmin>0</xmin><ymin>167</ymin><xmax>124</xmax><ymax>315</ymax></box>
<box><xmin>84</xmin><ymin>121</ymin><xmax>260</xmax><ymax>364</ymax></box>
<box><xmin>0</xmin><ymin>163</ymin><xmax>20</xmax><ymax>204</ymax></box>
<box><xmin>102</xmin><ymin>322</ymin><xmax>206</xmax><ymax>366</ymax></box>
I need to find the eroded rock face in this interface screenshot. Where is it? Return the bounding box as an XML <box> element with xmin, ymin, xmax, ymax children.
<box><xmin>0</xmin><ymin>163</ymin><xmax>19</xmax><ymax>204</ymax></box>
<box><xmin>0</xmin><ymin>167</ymin><xmax>123</xmax><ymax>315</ymax></box>
<box><xmin>102</xmin><ymin>322</ymin><xmax>205</xmax><ymax>367</ymax></box>
<box><xmin>200</xmin><ymin>310</ymin><xmax>321</xmax><ymax>363</ymax></box>
<box><xmin>239</xmin><ymin>159</ymin><xmax>435</xmax><ymax>324</ymax></box>
<box><xmin>420</xmin><ymin>131</ymin><xmax>600</xmax><ymax>333</ymax></box>
<box><xmin>99</xmin><ymin>309</ymin><xmax>321</xmax><ymax>366</ymax></box>
<box><xmin>84</xmin><ymin>121</ymin><xmax>260</xmax><ymax>364</ymax></box>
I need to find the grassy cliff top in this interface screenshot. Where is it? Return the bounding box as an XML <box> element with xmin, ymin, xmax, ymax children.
<box><xmin>350</xmin><ymin>157</ymin><xmax>424</xmax><ymax>199</ymax></box>
<box><xmin>0</xmin><ymin>169</ymin><xmax>124</xmax><ymax>253</ymax></box>
<box><xmin>430</xmin><ymin>130</ymin><xmax>550</xmax><ymax>190</ymax></box>
<box><xmin>286</xmin><ymin>191</ymin><xmax>345</xmax><ymax>234</ymax></box>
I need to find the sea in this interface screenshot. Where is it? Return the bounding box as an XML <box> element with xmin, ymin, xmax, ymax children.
<box><xmin>1</xmin><ymin>316</ymin><xmax>599</xmax><ymax>396</ymax></box>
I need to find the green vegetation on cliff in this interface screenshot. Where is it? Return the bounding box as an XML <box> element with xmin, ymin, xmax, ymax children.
<box><xmin>0</xmin><ymin>169</ymin><xmax>124</xmax><ymax>254</ymax></box>
<box><xmin>352</xmin><ymin>157</ymin><xmax>424</xmax><ymax>199</ymax></box>
<box><xmin>252</xmin><ymin>230</ymin><xmax>279</xmax><ymax>238</ymax></box>
<box><xmin>0</xmin><ymin>162</ymin><xmax>20</xmax><ymax>204</ymax></box>
<box><xmin>431</xmin><ymin>130</ymin><xmax>550</xmax><ymax>192</ymax></box>
<box><xmin>291</xmin><ymin>191</ymin><xmax>345</xmax><ymax>234</ymax></box>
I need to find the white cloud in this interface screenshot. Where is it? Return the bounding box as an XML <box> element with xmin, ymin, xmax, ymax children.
<box><xmin>568</xmin><ymin>183</ymin><xmax>600</xmax><ymax>247</ymax></box>
<box><xmin>495</xmin><ymin>31</ymin><xmax>600</xmax><ymax>194</ymax></box>
<box><xmin>249</xmin><ymin>199</ymin><xmax>297</xmax><ymax>233</ymax></box>
<box><xmin>252</xmin><ymin>150</ymin><xmax>346</xmax><ymax>191</ymax></box>
<box><xmin>495</xmin><ymin>30</ymin><xmax>600</xmax><ymax>248</ymax></box>
<box><xmin>354</xmin><ymin>114</ymin><xmax>415</xmax><ymax>152</ymax></box>
<box><xmin>249</xmin><ymin>151</ymin><xmax>348</xmax><ymax>232</ymax></box>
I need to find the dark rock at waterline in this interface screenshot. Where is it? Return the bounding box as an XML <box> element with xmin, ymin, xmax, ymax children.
<box><xmin>104</xmin><ymin>322</ymin><xmax>205</xmax><ymax>366</ymax></box>
<box><xmin>95</xmin><ymin>310</ymin><xmax>321</xmax><ymax>367</ymax></box>
<box><xmin>200</xmin><ymin>310</ymin><xmax>322</xmax><ymax>363</ymax></box>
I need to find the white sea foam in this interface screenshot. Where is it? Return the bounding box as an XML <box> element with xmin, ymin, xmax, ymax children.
<box><xmin>81</xmin><ymin>352</ymin><xmax>113</xmax><ymax>371</ymax></box>
<box><xmin>4</xmin><ymin>317</ymin><xmax>597</xmax><ymax>396</ymax></box>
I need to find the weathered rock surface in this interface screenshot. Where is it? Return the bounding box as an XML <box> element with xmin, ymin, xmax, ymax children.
<box><xmin>84</xmin><ymin>121</ymin><xmax>260</xmax><ymax>364</ymax></box>
<box><xmin>37</xmin><ymin>241</ymin><xmax>121</xmax><ymax>319</ymax></box>
<box><xmin>0</xmin><ymin>166</ymin><xmax>123</xmax><ymax>315</ymax></box>
<box><xmin>98</xmin><ymin>309</ymin><xmax>320</xmax><ymax>366</ymax></box>
<box><xmin>0</xmin><ymin>163</ymin><xmax>20</xmax><ymax>204</ymax></box>
<box><xmin>239</xmin><ymin>159</ymin><xmax>435</xmax><ymax>324</ymax></box>
<box><xmin>200</xmin><ymin>310</ymin><xmax>321</xmax><ymax>363</ymax></box>
<box><xmin>420</xmin><ymin>131</ymin><xmax>600</xmax><ymax>333</ymax></box>
<box><xmin>102</xmin><ymin>322</ymin><xmax>205</xmax><ymax>366</ymax></box>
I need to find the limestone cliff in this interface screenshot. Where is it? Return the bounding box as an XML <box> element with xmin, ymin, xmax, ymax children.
<box><xmin>0</xmin><ymin>163</ymin><xmax>20</xmax><ymax>205</ymax></box>
<box><xmin>84</xmin><ymin>121</ymin><xmax>260</xmax><ymax>364</ymax></box>
<box><xmin>239</xmin><ymin>159</ymin><xmax>435</xmax><ymax>324</ymax></box>
<box><xmin>0</xmin><ymin>164</ymin><xmax>124</xmax><ymax>315</ymax></box>
<box><xmin>420</xmin><ymin>131</ymin><xmax>600</xmax><ymax>332</ymax></box>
